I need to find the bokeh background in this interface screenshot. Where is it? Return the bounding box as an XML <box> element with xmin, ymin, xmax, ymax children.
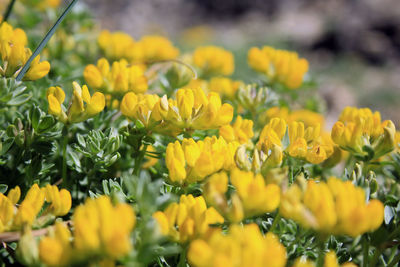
<box><xmin>84</xmin><ymin>0</ymin><xmax>400</xmax><ymax>126</ymax></box>
<box><xmin>4</xmin><ymin>0</ymin><xmax>400</xmax><ymax>126</ymax></box>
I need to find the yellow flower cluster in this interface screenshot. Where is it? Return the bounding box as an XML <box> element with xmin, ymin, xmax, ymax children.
<box><xmin>183</xmin><ymin>76</ymin><xmax>243</xmax><ymax>99</ymax></box>
<box><xmin>84</xmin><ymin>58</ymin><xmax>148</xmax><ymax>95</ymax></box>
<box><xmin>257</xmin><ymin>118</ymin><xmax>334</xmax><ymax>164</ymax></box>
<box><xmin>20</xmin><ymin>0</ymin><xmax>61</xmax><ymax>10</ymax></box>
<box><xmin>331</xmin><ymin>107</ymin><xmax>396</xmax><ymax>159</ymax></box>
<box><xmin>47</xmin><ymin>82</ymin><xmax>105</xmax><ymax>124</ymax></box>
<box><xmin>152</xmin><ymin>194</ymin><xmax>224</xmax><ymax>243</ymax></box>
<box><xmin>98</xmin><ymin>30</ymin><xmax>179</xmax><ymax>62</ymax></box>
<box><xmin>0</xmin><ymin>22</ymin><xmax>50</xmax><ymax>81</ymax></box>
<box><xmin>293</xmin><ymin>251</ymin><xmax>356</xmax><ymax>267</ymax></box>
<box><xmin>0</xmin><ymin>184</ymin><xmax>71</xmax><ymax>232</ymax></box>
<box><xmin>188</xmin><ymin>223</ymin><xmax>287</xmax><ymax>267</ymax></box>
<box><xmin>39</xmin><ymin>196</ymin><xmax>135</xmax><ymax>266</ymax></box>
<box><xmin>166</xmin><ymin>136</ymin><xmax>239</xmax><ymax>184</ymax></box>
<box><xmin>280</xmin><ymin>177</ymin><xmax>384</xmax><ymax>237</ymax></box>
<box><xmin>204</xmin><ymin>168</ymin><xmax>280</xmax><ymax>222</ymax></box>
<box><xmin>264</xmin><ymin>107</ymin><xmax>325</xmax><ymax>128</ymax></box>
<box><xmin>219</xmin><ymin>115</ymin><xmax>254</xmax><ymax>144</ymax></box>
<box><xmin>193</xmin><ymin>45</ymin><xmax>234</xmax><ymax>77</ymax></box>
<box><xmin>248</xmin><ymin>46</ymin><xmax>308</xmax><ymax>89</ymax></box>
<box><xmin>120</xmin><ymin>88</ymin><xmax>234</xmax><ymax>135</ymax></box>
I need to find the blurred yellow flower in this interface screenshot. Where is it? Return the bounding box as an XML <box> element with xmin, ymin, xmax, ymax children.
<box><xmin>280</xmin><ymin>177</ymin><xmax>384</xmax><ymax>237</ymax></box>
<box><xmin>152</xmin><ymin>194</ymin><xmax>224</xmax><ymax>242</ymax></box>
<box><xmin>188</xmin><ymin>223</ymin><xmax>287</xmax><ymax>267</ymax></box>
<box><xmin>193</xmin><ymin>45</ymin><xmax>234</xmax><ymax>77</ymax></box>
<box><xmin>248</xmin><ymin>46</ymin><xmax>308</xmax><ymax>89</ymax></box>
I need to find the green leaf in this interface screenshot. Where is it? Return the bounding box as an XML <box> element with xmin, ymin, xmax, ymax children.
<box><xmin>7</xmin><ymin>94</ymin><xmax>32</xmax><ymax>106</ymax></box>
<box><xmin>31</xmin><ymin>106</ymin><xmax>41</xmax><ymax>130</ymax></box>
<box><xmin>0</xmin><ymin>184</ymin><xmax>8</xmax><ymax>194</ymax></box>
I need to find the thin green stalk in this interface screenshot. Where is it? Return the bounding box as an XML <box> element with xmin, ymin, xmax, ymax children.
<box><xmin>133</xmin><ymin>144</ymin><xmax>148</xmax><ymax>176</ymax></box>
<box><xmin>362</xmin><ymin>235</ymin><xmax>370</xmax><ymax>267</ymax></box>
<box><xmin>61</xmin><ymin>127</ymin><xmax>68</xmax><ymax>188</ymax></box>
<box><xmin>387</xmin><ymin>252</ymin><xmax>400</xmax><ymax>267</ymax></box>
<box><xmin>2</xmin><ymin>0</ymin><xmax>17</xmax><ymax>22</ymax></box>
<box><xmin>15</xmin><ymin>0</ymin><xmax>78</xmax><ymax>81</ymax></box>
<box><xmin>370</xmin><ymin>247</ymin><xmax>382</xmax><ymax>267</ymax></box>
<box><xmin>316</xmin><ymin>241</ymin><xmax>325</xmax><ymax>267</ymax></box>
<box><xmin>270</xmin><ymin>213</ymin><xmax>281</xmax><ymax>232</ymax></box>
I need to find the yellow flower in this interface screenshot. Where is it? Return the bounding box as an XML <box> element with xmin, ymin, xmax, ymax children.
<box><xmin>0</xmin><ymin>22</ymin><xmax>50</xmax><ymax>81</ymax></box>
<box><xmin>219</xmin><ymin>115</ymin><xmax>254</xmax><ymax>144</ymax></box>
<box><xmin>72</xmin><ymin>196</ymin><xmax>135</xmax><ymax>260</ymax></box>
<box><xmin>204</xmin><ymin>169</ymin><xmax>280</xmax><ymax>222</ymax></box>
<box><xmin>20</xmin><ymin>0</ymin><xmax>61</xmax><ymax>10</ymax></box>
<box><xmin>130</xmin><ymin>35</ymin><xmax>179</xmax><ymax>63</ymax></box>
<box><xmin>152</xmin><ymin>194</ymin><xmax>224</xmax><ymax>243</ymax></box>
<box><xmin>258</xmin><ymin>118</ymin><xmax>334</xmax><ymax>164</ymax></box>
<box><xmin>280</xmin><ymin>177</ymin><xmax>384</xmax><ymax>237</ymax></box>
<box><xmin>98</xmin><ymin>30</ymin><xmax>135</xmax><ymax>61</ymax></box>
<box><xmin>193</xmin><ymin>46</ymin><xmax>234</xmax><ymax>77</ymax></box>
<box><xmin>188</xmin><ymin>223</ymin><xmax>287</xmax><ymax>267</ymax></box>
<box><xmin>46</xmin><ymin>82</ymin><xmax>105</xmax><ymax>124</ymax></box>
<box><xmin>120</xmin><ymin>88</ymin><xmax>234</xmax><ymax>136</ymax></box>
<box><xmin>331</xmin><ymin>107</ymin><xmax>396</xmax><ymax>159</ymax></box>
<box><xmin>292</xmin><ymin>251</ymin><xmax>357</xmax><ymax>267</ymax></box>
<box><xmin>84</xmin><ymin>58</ymin><xmax>148</xmax><ymax>95</ymax></box>
<box><xmin>39</xmin><ymin>223</ymin><xmax>71</xmax><ymax>267</ymax></box>
<box><xmin>13</xmin><ymin>184</ymin><xmax>45</xmax><ymax>228</ymax></box>
<box><xmin>42</xmin><ymin>184</ymin><xmax>72</xmax><ymax>216</ymax></box>
<box><xmin>165</xmin><ymin>137</ymin><xmax>239</xmax><ymax>184</ymax></box>
<box><xmin>248</xmin><ymin>46</ymin><xmax>308</xmax><ymax>89</ymax></box>
<box><xmin>208</xmin><ymin>77</ymin><xmax>242</xmax><ymax>99</ymax></box>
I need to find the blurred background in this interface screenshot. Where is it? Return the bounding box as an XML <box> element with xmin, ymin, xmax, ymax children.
<box><xmin>83</xmin><ymin>0</ymin><xmax>400</xmax><ymax>126</ymax></box>
<box><xmin>3</xmin><ymin>0</ymin><xmax>400</xmax><ymax>126</ymax></box>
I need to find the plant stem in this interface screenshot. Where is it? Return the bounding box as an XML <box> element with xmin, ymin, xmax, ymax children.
<box><xmin>2</xmin><ymin>0</ymin><xmax>16</xmax><ymax>22</ymax></box>
<box><xmin>270</xmin><ymin>213</ymin><xmax>280</xmax><ymax>232</ymax></box>
<box><xmin>61</xmin><ymin>127</ymin><xmax>68</xmax><ymax>188</ymax></box>
<box><xmin>387</xmin><ymin>252</ymin><xmax>400</xmax><ymax>267</ymax></box>
<box><xmin>15</xmin><ymin>0</ymin><xmax>79</xmax><ymax>81</ymax></box>
<box><xmin>370</xmin><ymin>247</ymin><xmax>382</xmax><ymax>267</ymax></box>
<box><xmin>316</xmin><ymin>240</ymin><xmax>325</xmax><ymax>267</ymax></box>
<box><xmin>133</xmin><ymin>144</ymin><xmax>148</xmax><ymax>176</ymax></box>
<box><xmin>362</xmin><ymin>235</ymin><xmax>370</xmax><ymax>267</ymax></box>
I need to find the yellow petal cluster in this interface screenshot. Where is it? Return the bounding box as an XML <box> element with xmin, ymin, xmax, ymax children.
<box><xmin>193</xmin><ymin>46</ymin><xmax>234</xmax><ymax>77</ymax></box>
<box><xmin>84</xmin><ymin>57</ymin><xmax>148</xmax><ymax>95</ymax></box>
<box><xmin>120</xmin><ymin>88</ymin><xmax>234</xmax><ymax>135</ymax></box>
<box><xmin>188</xmin><ymin>223</ymin><xmax>287</xmax><ymax>267</ymax></box>
<box><xmin>0</xmin><ymin>22</ymin><xmax>50</xmax><ymax>81</ymax></box>
<box><xmin>208</xmin><ymin>77</ymin><xmax>242</xmax><ymax>98</ymax></box>
<box><xmin>152</xmin><ymin>194</ymin><xmax>224</xmax><ymax>243</ymax></box>
<box><xmin>204</xmin><ymin>168</ymin><xmax>280</xmax><ymax>222</ymax></box>
<box><xmin>0</xmin><ymin>184</ymin><xmax>71</xmax><ymax>232</ymax></box>
<box><xmin>20</xmin><ymin>0</ymin><xmax>61</xmax><ymax>10</ymax></box>
<box><xmin>264</xmin><ymin>107</ymin><xmax>325</xmax><ymax>128</ymax></box>
<box><xmin>47</xmin><ymin>82</ymin><xmax>105</xmax><ymax>124</ymax></box>
<box><xmin>331</xmin><ymin>107</ymin><xmax>396</xmax><ymax>159</ymax></box>
<box><xmin>248</xmin><ymin>46</ymin><xmax>308</xmax><ymax>89</ymax></box>
<box><xmin>280</xmin><ymin>177</ymin><xmax>384</xmax><ymax>237</ymax></box>
<box><xmin>257</xmin><ymin>118</ymin><xmax>334</xmax><ymax>164</ymax></box>
<box><xmin>39</xmin><ymin>196</ymin><xmax>135</xmax><ymax>266</ymax></box>
<box><xmin>293</xmin><ymin>251</ymin><xmax>357</xmax><ymax>267</ymax></box>
<box><xmin>219</xmin><ymin>115</ymin><xmax>254</xmax><ymax>144</ymax></box>
<box><xmin>98</xmin><ymin>30</ymin><xmax>179</xmax><ymax>62</ymax></box>
<box><xmin>166</xmin><ymin>136</ymin><xmax>239</xmax><ymax>184</ymax></box>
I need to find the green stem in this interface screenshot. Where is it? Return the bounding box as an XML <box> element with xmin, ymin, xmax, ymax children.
<box><xmin>362</xmin><ymin>235</ymin><xmax>370</xmax><ymax>267</ymax></box>
<box><xmin>387</xmin><ymin>252</ymin><xmax>400</xmax><ymax>267</ymax></box>
<box><xmin>370</xmin><ymin>247</ymin><xmax>382</xmax><ymax>267</ymax></box>
<box><xmin>15</xmin><ymin>0</ymin><xmax>79</xmax><ymax>81</ymax></box>
<box><xmin>316</xmin><ymin>243</ymin><xmax>325</xmax><ymax>267</ymax></box>
<box><xmin>270</xmin><ymin>213</ymin><xmax>280</xmax><ymax>232</ymax></box>
<box><xmin>133</xmin><ymin>144</ymin><xmax>148</xmax><ymax>176</ymax></box>
<box><xmin>2</xmin><ymin>0</ymin><xmax>16</xmax><ymax>22</ymax></box>
<box><xmin>61</xmin><ymin>127</ymin><xmax>68</xmax><ymax>188</ymax></box>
